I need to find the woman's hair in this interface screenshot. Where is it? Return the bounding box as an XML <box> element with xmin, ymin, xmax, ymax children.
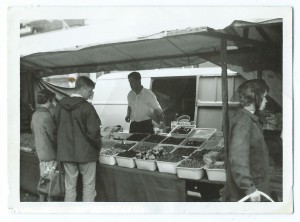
<box><xmin>237</xmin><ymin>79</ymin><xmax>269</xmax><ymax>111</ymax></box>
<box><xmin>75</xmin><ymin>76</ymin><xmax>95</xmax><ymax>90</ymax></box>
<box><xmin>37</xmin><ymin>89</ymin><xmax>56</xmax><ymax>104</ymax></box>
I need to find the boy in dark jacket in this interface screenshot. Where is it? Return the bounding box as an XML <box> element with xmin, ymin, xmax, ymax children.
<box><xmin>54</xmin><ymin>76</ymin><xmax>102</xmax><ymax>202</ymax></box>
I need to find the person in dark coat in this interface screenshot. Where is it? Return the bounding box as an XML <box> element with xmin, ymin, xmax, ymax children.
<box><xmin>225</xmin><ymin>79</ymin><xmax>270</xmax><ymax>202</ymax></box>
<box><xmin>54</xmin><ymin>76</ymin><xmax>102</xmax><ymax>202</ymax></box>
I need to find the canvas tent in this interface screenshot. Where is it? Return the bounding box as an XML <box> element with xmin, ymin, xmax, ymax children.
<box><xmin>20</xmin><ymin>18</ymin><xmax>283</xmax><ymax>158</ymax></box>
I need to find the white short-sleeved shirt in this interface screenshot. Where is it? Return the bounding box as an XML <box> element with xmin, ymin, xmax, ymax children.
<box><xmin>127</xmin><ymin>87</ymin><xmax>161</xmax><ymax>122</ymax></box>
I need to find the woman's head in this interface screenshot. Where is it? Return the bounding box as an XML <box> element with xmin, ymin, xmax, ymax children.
<box><xmin>37</xmin><ymin>89</ymin><xmax>56</xmax><ymax>105</ymax></box>
<box><xmin>237</xmin><ymin>79</ymin><xmax>269</xmax><ymax>111</ymax></box>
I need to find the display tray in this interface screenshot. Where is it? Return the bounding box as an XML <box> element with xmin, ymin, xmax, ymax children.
<box><xmin>112</xmin><ymin>132</ymin><xmax>133</xmax><ymax>140</ymax></box>
<box><xmin>161</xmin><ymin>136</ymin><xmax>186</xmax><ymax>145</ymax></box>
<box><xmin>126</xmin><ymin>133</ymin><xmax>150</xmax><ymax>142</ymax></box>
<box><xmin>206</xmin><ymin>168</ymin><xmax>226</xmax><ymax>182</ymax></box>
<box><xmin>180</xmin><ymin>137</ymin><xmax>207</xmax><ymax>148</ymax></box>
<box><xmin>205</xmin><ymin>162</ymin><xmax>226</xmax><ymax>182</ymax></box>
<box><xmin>115</xmin><ymin>156</ymin><xmax>136</xmax><ymax>168</ymax></box>
<box><xmin>132</xmin><ymin>142</ymin><xmax>158</xmax><ymax>153</ymax></box>
<box><xmin>143</xmin><ymin>134</ymin><xmax>167</xmax><ymax>143</ymax></box>
<box><xmin>156</xmin><ymin>160</ymin><xmax>182</xmax><ymax>174</ymax></box>
<box><xmin>189</xmin><ymin>128</ymin><xmax>217</xmax><ymax>140</ymax></box>
<box><xmin>101</xmin><ymin>139</ymin><xmax>120</xmax><ymax>150</ymax></box>
<box><xmin>135</xmin><ymin>158</ymin><xmax>157</xmax><ymax>171</ymax></box>
<box><xmin>169</xmin><ymin>125</ymin><xmax>196</xmax><ymax>138</ymax></box>
<box><xmin>99</xmin><ymin>154</ymin><xmax>117</xmax><ymax>165</ymax></box>
<box><xmin>176</xmin><ymin>166</ymin><xmax>206</xmax><ymax>180</ymax></box>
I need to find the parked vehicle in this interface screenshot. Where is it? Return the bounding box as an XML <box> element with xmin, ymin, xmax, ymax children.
<box><xmin>93</xmin><ymin>67</ymin><xmax>245</xmax><ymax>132</ymax></box>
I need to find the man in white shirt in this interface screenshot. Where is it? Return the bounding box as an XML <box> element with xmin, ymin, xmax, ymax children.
<box><xmin>125</xmin><ymin>72</ymin><xmax>164</xmax><ymax>134</ymax></box>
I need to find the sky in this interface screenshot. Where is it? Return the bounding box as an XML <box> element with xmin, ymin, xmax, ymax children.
<box><xmin>17</xmin><ymin>7</ymin><xmax>285</xmax><ymax>56</ymax></box>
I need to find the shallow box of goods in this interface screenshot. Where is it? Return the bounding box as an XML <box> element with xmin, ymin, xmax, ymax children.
<box><xmin>176</xmin><ymin>166</ymin><xmax>206</xmax><ymax>180</ymax></box>
<box><xmin>156</xmin><ymin>160</ymin><xmax>183</xmax><ymax>174</ymax></box>
<box><xmin>99</xmin><ymin>154</ymin><xmax>117</xmax><ymax>165</ymax></box>
<box><xmin>102</xmin><ymin>141</ymin><xmax>138</xmax><ymax>166</ymax></box>
<box><xmin>125</xmin><ymin>133</ymin><xmax>150</xmax><ymax>142</ymax></box>
<box><xmin>156</xmin><ymin>146</ymin><xmax>196</xmax><ymax>174</ymax></box>
<box><xmin>133</xmin><ymin>142</ymin><xmax>158</xmax><ymax>171</ymax></box>
<box><xmin>189</xmin><ymin>128</ymin><xmax>217</xmax><ymax>140</ymax></box>
<box><xmin>112</xmin><ymin>132</ymin><xmax>133</xmax><ymax>140</ymax></box>
<box><xmin>180</xmin><ymin>137</ymin><xmax>207</xmax><ymax>149</ymax></box>
<box><xmin>160</xmin><ymin>135</ymin><xmax>186</xmax><ymax>145</ymax></box>
<box><xmin>135</xmin><ymin>159</ymin><xmax>157</xmax><ymax>171</ymax></box>
<box><xmin>169</xmin><ymin>125</ymin><xmax>196</xmax><ymax>138</ymax></box>
<box><xmin>205</xmin><ymin>162</ymin><xmax>226</xmax><ymax>182</ymax></box>
<box><xmin>115</xmin><ymin>156</ymin><xmax>136</xmax><ymax>168</ymax></box>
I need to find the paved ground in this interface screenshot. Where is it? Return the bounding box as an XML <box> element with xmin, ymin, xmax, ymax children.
<box><xmin>20</xmin><ymin>190</ymin><xmax>39</xmax><ymax>202</ymax></box>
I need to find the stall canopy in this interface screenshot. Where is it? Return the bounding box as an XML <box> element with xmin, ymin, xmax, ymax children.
<box><xmin>21</xmin><ymin>18</ymin><xmax>282</xmax><ymax>78</ymax></box>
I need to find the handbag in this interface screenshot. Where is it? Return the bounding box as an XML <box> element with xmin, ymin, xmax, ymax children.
<box><xmin>37</xmin><ymin>162</ymin><xmax>65</xmax><ymax>198</ymax></box>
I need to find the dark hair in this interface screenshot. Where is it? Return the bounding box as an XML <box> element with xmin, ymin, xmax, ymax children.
<box><xmin>75</xmin><ymin>76</ymin><xmax>95</xmax><ymax>90</ymax></box>
<box><xmin>128</xmin><ymin>72</ymin><xmax>141</xmax><ymax>81</ymax></box>
<box><xmin>238</xmin><ymin>79</ymin><xmax>269</xmax><ymax>111</ymax></box>
<box><xmin>37</xmin><ymin>89</ymin><xmax>56</xmax><ymax>104</ymax></box>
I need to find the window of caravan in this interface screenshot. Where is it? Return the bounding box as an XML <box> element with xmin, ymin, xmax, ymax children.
<box><xmin>151</xmin><ymin>77</ymin><xmax>196</xmax><ymax>127</ymax></box>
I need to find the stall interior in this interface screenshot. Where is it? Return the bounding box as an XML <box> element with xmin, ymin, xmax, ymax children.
<box><xmin>151</xmin><ymin>77</ymin><xmax>196</xmax><ymax>131</ymax></box>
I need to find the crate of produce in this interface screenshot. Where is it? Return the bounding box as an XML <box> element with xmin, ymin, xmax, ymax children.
<box><xmin>176</xmin><ymin>159</ymin><xmax>207</xmax><ymax>180</ymax></box>
<box><xmin>134</xmin><ymin>144</ymin><xmax>176</xmax><ymax>171</ymax></box>
<box><xmin>205</xmin><ymin>161</ymin><xmax>226</xmax><ymax>182</ymax></box>
<box><xmin>143</xmin><ymin>134</ymin><xmax>167</xmax><ymax>143</ymax></box>
<box><xmin>169</xmin><ymin>125</ymin><xmax>196</xmax><ymax>138</ymax></box>
<box><xmin>101</xmin><ymin>139</ymin><xmax>120</xmax><ymax>151</ymax></box>
<box><xmin>189</xmin><ymin>128</ymin><xmax>217</xmax><ymax>140</ymax></box>
<box><xmin>156</xmin><ymin>147</ymin><xmax>197</xmax><ymax>174</ymax></box>
<box><xmin>99</xmin><ymin>141</ymin><xmax>137</xmax><ymax>166</ymax></box>
<box><xmin>112</xmin><ymin>132</ymin><xmax>133</xmax><ymax>140</ymax></box>
<box><xmin>115</xmin><ymin>149</ymin><xmax>138</xmax><ymax>168</ymax></box>
<box><xmin>135</xmin><ymin>159</ymin><xmax>157</xmax><ymax>171</ymax></box>
<box><xmin>99</xmin><ymin>154</ymin><xmax>117</xmax><ymax>165</ymax></box>
<box><xmin>161</xmin><ymin>136</ymin><xmax>186</xmax><ymax>145</ymax></box>
<box><xmin>180</xmin><ymin>137</ymin><xmax>207</xmax><ymax>148</ymax></box>
<box><xmin>126</xmin><ymin>133</ymin><xmax>150</xmax><ymax>142</ymax></box>
<box><xmin>201</xmin><ymin>131</ymin><xmax>224</xmax><ymax>151</ymax></box>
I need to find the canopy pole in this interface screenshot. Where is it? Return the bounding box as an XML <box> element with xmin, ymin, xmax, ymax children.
<box><xmin>221</xmin><ymin>38</ymin><xmax>229</xmax><ymax>166</ymax></box>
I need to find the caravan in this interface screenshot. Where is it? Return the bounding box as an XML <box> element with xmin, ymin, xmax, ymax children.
<box><xmin>93</xmin><ymin>67</ymin><xmax>244</xmax><ymax>132</ymax></box>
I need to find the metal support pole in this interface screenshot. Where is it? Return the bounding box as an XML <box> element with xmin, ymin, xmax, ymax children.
<box><xmin>221</xmin><ymin>38</ymin><xmax>229</xmax><ymax>166</ymax></box>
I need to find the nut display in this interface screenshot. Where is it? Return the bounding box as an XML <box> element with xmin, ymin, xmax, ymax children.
<box><xmin>144</xmin><ymin>135</ymin><xmax>167</xmax><ymax>143</ymax></box>
<box><xmin>208</xmin><ymin>161</ymin><xmax>225</xmax><ymax>169</ymax></box>
<box><xmin>185</xmin><ymin>140</ymin><xmax>204</xmax><ymax>147</ymax></box>
<box><xmin>135</xmin><ymin>145</ymin><xmax>175</xmax><ymax>160</ymax></box>
<box><xmin>171</xmin><ymin>126</ymin><xmax>193</xmax><ymax>134</ymax></box>
<box><xmin>189</xmin><ymin>149</ymin><xmax>210</xmax><ymax>160</ymax></box>
<box><xmin>117</xmin><ymin>149</ymin><xmax>138</xmax><ymax>158</ymax></box>
<box><xmin>178</xmin><ymin>159</ymin><xmax>206</xmax><ymax>168</ymax></box>
<box><xmin>112</xmin><ymin>142</ymin><xmax>135</xmax><ymax>150</ymax></box>
<box><xmin>161</xmin><ymin>137</ymin><xmax>185</xmax><ymax>145</ymax></box>
<box><xmin>156</xmin><ymin>147</ymin><xmax>197</xmax><ymax>162</ymax></box>
<box><xmin>126</xmin><ymin>133</ymin><xmax>149</xmax><ymax>141</ymax></box>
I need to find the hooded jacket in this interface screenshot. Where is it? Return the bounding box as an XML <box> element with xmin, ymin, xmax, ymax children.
<box><xmin>225</xmin><ymin>108</ymin><xmax>270</xmax><ymax>201</ymax></box>
<box><xmin>54</xmin><ymin>96</ymin><xmax>102</xmax><ymax>163</ymax></box>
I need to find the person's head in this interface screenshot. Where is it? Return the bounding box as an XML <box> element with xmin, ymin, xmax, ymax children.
<box><xmin>37</xmin><ymin>89</ymin><xmax>56</xmax><ymax>109</ymax></box>
<box><xmin>128</xmin><ymin>72</ymin><xmax>142</xmax><ymax>92</ymax></box>
<box><xmin>75</xmin><ymin>76</ymin><xmax>95</xmax><ymax>100</ymax></box>
<box><xmin>237</xmin><ymin>79</ymin><xmax>269</xmax><ymax>111</ymax></box>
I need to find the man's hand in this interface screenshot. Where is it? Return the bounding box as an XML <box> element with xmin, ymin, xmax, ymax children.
<box><xmin>125</xmin><ymin>116</ymin><xmax>130</xmax><ymax>123</ymax></box>
<box><xmin>249</xmin><ymin>189</ymin><xmax>261</xmax><ymax>202</ymax></box>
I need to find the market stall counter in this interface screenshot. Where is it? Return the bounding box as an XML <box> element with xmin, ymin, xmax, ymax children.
<box><xmin>20</xmin><ymin>150</ymin><xmax>186</xmax><ymax>202</ymax></box>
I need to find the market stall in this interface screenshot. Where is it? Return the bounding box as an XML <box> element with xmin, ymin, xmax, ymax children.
<box><xmin>19</xmin><ymin>19</ymin><xmax>283</xmax><ymax>201</ymax></box>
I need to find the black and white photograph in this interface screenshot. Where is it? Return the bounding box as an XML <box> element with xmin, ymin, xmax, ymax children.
<box><xmin>1</xmin><ymin>1</ymin><xmax>299</xmax><ymax>221</ymax></box>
